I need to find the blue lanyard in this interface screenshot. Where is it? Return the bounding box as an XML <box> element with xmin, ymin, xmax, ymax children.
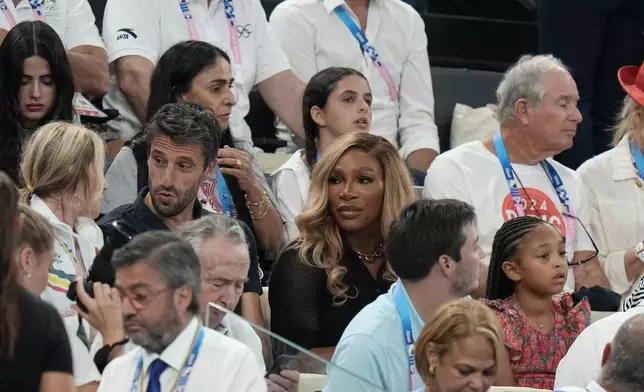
<box><xmin>333</xmin><ymin>5</ymin><xmax>398</xmax><ymax>101</ymax></box>
<box><xmin>214</xmin><ymin>163</ymin><xmax>236</xmax><ymax>217</ymax></box>
<box><xmin>130</xmin><ymin>327</ymin><xmax>205</xmax><ymax>392</ymax></box>
<box><xmin>630</xmin><ymin>137</ymin><xmax>644</xmax><ymax>180</ymax></box>
<box><xmin>492</xmin><ymin>131</ymin><xmax>525</xmax><ymax>216</ymax></box>
<box><xmin>393</xmin><ymin>282</ymin><xmax>416</xmax><ymax>391</ymax></box>
<box><xmin>492</xmin><ymin>130</ymin><xmax>576</xmax><ymax>243</ymax></box>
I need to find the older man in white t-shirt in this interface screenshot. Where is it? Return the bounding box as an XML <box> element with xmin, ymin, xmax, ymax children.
<box><xmin>101</xmin><ymin>0</ymin><xmax>305</xmax><ymax>147</ymax></box>
<box><xmin>423</xmin><ymin>54</ymin><xmax>609</xmax><ymax>297</ymax></box>
<box><xmin>0</xmin><ymin>0</ymin><xmax>108</xmax><ymax>96</ymax></box>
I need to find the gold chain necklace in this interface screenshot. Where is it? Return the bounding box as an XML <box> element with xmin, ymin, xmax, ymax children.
<box><xmin>354</xmin><ymin>243</ymin><xmax>383</xmax><ymax>263</ymax></box>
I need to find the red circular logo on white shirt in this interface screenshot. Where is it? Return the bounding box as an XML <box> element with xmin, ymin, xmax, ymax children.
<box><xmin>501</xmin><ymin>188</ymin><xmax>566</xmax><ymax>237</ymax></box>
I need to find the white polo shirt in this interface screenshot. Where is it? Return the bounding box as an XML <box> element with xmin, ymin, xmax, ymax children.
<box><xmin>269</xmin><ymin>0</ymin><xmax>439</xmax><ymax>159</ymax></box>
<box><xmin>102</xmin><ymin>0</ymin><xmax>291</xmax><ymax>140</ymax></box>
<box><xmin>98</xmin><ymin>317</ymin><xmax>266</xmax><ymax>392</ymax></box>
<box><xmin>0</xmin><ymin>0</ymin><xmax>104</xmax><ymax>50</ymax></box>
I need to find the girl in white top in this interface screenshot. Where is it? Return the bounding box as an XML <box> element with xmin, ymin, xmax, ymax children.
<box><xmin>577</xmin><ymin>62</ymin><xmax>644</xmax><ymax>308</ymax></box>
<box><xmin>19</xmin><ymin>122</ymin><xmax>111</xmax><ymax>391</ymax></box>
<box><xmin>272</xmin><ymin>67</ymin><xmax>372</xmax><ymax>243</ymax></box>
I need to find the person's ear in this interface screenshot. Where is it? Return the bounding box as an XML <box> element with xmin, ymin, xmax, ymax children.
<box><xmin>437</xmin><ymin>254</ymin><xmax>456</xmax><ymax>279</ymax></box>
<box><xmin>204</xmin><ymin>159</ymin><xmax>216</xmax><ymax>177</ymax></box>
<box><xmin>501</xmin><ymin>260</ymin><xmax>522</xmax><ymax>283</ymax></box>
<box><xmin>174</xmin><ymin>286</ymin><xmax>193</xmax><ymax>313</ymax></box>
<box><xmin>514</xmin><ymin>98</ymin><xmax>531</xmax><ymax>126</ymax></box>
<box><xmin>17</xmin><ymin>247</ymin><xmax>34</xmax><ymax>276</ymax></box>
<box><xmin>310</xmin><ymin>106</ymin><xmax>327</xmax><ymax>128</ymax></box>
<box><xmin>601</xmin><ymin>343</ymin><xmax>612</xmax><ymax>367</ymax></box>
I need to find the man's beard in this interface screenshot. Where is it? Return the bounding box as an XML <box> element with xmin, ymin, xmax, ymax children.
<box><xmin>450</xmin><ymin>264</ymin><xmax>478</xmax><ymax>298</ymax></box>
<box><xmin>149</xmin><ymin>183</ymin><xmax>198</xmax><ymax>218</ymax></box>
<box><xmin>127</xmin><ymin>308</ymin><xmax>184</xmax><ymax>354</ymax></box>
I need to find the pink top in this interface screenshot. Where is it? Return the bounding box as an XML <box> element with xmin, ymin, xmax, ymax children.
<box><xmin>481</xmin><ymin>293</ymin><xmax>590</xmax><ymax>390</ymax></box>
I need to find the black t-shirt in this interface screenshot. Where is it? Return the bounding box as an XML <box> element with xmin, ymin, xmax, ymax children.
<box><xmin>97</xmin><ymin>187</ymin><xmax>262</xmax><ymax>295</ymax></box>
<box><xmin>0</xmin><ymin>287</ymin><xmax>73</xmax><ymax>391</ymax></box>
<box><xmin>269</xmin><ymin>246</ymin><xmax>393</xmax><ymax>350</ymax></box>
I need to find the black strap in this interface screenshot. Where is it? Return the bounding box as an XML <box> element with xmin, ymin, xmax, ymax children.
<box><xmin>93</xmin><ymin>338</ymin><xmax>129</xmax><ymax>373</ymax></box>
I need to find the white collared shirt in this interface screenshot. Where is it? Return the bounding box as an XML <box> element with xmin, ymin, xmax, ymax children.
<box><xmin>270</xmin><ymin>149</ymin><xmax>310</xmax><ymax>243</ymax></box>
<box><xmin>29</xmin><ymin>195</ymin><xmax>103</xmax><ymax>387</ymax></box>
<box><xmin>554</xmin><ymin>304</ymin><xmax>644</xmax><ymax>389</ymax></box>
<box><xmin>98</xmin><ymin>317</ymin><xmax>266</xmax><ymax>392</ymax></box>
<box><xmin>101</xmin><ymin>0</ymin><xmax>290</xmax><ymax>140</ymax></box>
<box><xmin>577</xmin><ymin>136</ymin><xmax>644</xmax><ymax>301</ymax></box>
<box><xmin>269</xmin><ymin>0</ymin><xmax>439</xmax><ymax>159</ymax></box>
<box><xmin>0</xmin><ymin>0</ymin><xmax>104</xmax><ymax>50</ymax></box>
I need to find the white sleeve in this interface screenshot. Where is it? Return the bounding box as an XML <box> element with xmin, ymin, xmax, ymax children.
<box><xmin>554</xmin><ymin>324</ymin><xmax>604</xmax><ymax>389</ymax></box>
<box><xmin>230</xmin><ymin>348</ymin><xmax>267</xmax><ymax>392</ymax></box>
<box><xmin>0</xmin><ymin>10</ymin><xmax>10</xmax><ymax>31</ymax></box>
<box><xmin>422</xmin><ymin>155</ymin><xmax>472</xmax><ymax>203</ymax></box>
<box><xmin>102</xmin><ymin>147</ymin><xmax>139</xmax><ymax>214</ymax></box>
<box><xmin>578</xmin><ymin>167</ymin><xmax>631</xmax><ymax>294</ymax></box>
<box><xmin>64</xmin><ymin>0</ymin><xmax>104</xmax><ymax>49</ymax></box>
<box><xmin>101</xmin><ymin>0</ymin><xmax>160</xmax><ymax>64</ymax></box>
<box><xmin>396</xmin><ymin>9</ymin><xmax>440</xmax><ymax>159</ymax></box>
<box><xmin>251</xmin><ymin>0</ymin><xmax>291</xmax><ymax>84</ymax></box>
<box><xmin>268</xmin><ymin>4</ymin><xmax>317</xmax><ymax>82</ymax></box>
<box><xmin>271</xmin><ymin>168</ymin><xmax>304</xmax><ymax>244</ymax></box>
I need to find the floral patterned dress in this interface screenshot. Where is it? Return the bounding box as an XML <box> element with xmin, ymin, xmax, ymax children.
<box><xmin>481</xmin><ymin>293</ymin><xmax>591</xmax><ymax>389</ymax></box>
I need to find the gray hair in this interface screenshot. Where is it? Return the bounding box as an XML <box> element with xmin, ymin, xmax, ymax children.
<box><xmin>602</xmin><ymin>313</ymin><xmax>644</xmax><ymax>391</ymax></box>
<box><xmin>495</xmin><ymin>54</ymin><xmax>570</xmax><ymax>124</ymax></box>
<box><xmin>178</xmin><ymin>215</ymin><xmax>248</xmax><ymax>257</ymax></box>
<box><xmin>111</xmin><ymin>231</ymin><xmax>201</xmax><ymax>315</ymax></box>
<box><xmin>144</xmin><ymin>101</ymin><xmax>221</xmax><ymax>169</ymax></box>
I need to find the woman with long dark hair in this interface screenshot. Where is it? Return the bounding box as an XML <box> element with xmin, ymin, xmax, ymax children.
<box><xmin>0</xmin><ymin>21</ymin><xmax>75</xmax><ymax>183</ymax></box>
<box><xmin>271</xmin><ymin>67</ymin><xmax>373</xmax><ymax>243</ymax></box>
<box><xmin>0</xmin><ymin>171</ymin><xmax>74</xmax><ymax>392</ymax></box>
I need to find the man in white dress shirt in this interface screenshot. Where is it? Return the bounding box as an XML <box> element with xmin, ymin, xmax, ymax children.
<box><xmin>98</xmin><ymin>230</ymin><xmax>265</xmax><ymax>392</ymax></box>
<box><xmin>179</xmin><ymin>215</ymin><xmax>299</xmax><ymax>392</ymax></box>
<box><xmin>100</xmin><ymin>0</ymin><xmax>305</xmax><ymax>154</ymax></box>
<box><xmin>0</xmin><ymin>0</ymin><xmax>108</xmax><ymax>96</ymax></box>
<box><xmin>270</xmin><ymin>0</ymin><xmax>439</xmax><ymax>171</ymax></box>
<box><xmin>554</xmin><ymin>313</ymin><xmax>644</xmax><ymax>392</ymax></box>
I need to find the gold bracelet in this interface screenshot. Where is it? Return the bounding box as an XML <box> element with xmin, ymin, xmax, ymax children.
<box><xmin>248</xmin><ymin>198</ymin><xmax>272</xmax><ymax>220</ymax></box>
<box><xmin>245</xmin><ymin>189</ymin><xmax>267</xmax><ymax>207</ymax></box>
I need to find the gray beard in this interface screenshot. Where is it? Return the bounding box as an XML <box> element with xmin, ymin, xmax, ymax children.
<box><xmin>133</xmin><ymin>310</ymin><xmax>184</xmax><ymax>354</ymax></box>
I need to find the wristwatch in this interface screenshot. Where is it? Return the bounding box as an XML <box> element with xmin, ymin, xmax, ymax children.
<box><xmin>636</xmin><ymin>241</ymin><xmax>644</xmax><ymax>263</ymax></box>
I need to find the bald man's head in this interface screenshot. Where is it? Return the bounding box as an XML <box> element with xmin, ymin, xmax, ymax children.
<box><xmin>601</xmin><ymin>313</ymin><xmax>644</xmax><ymax>392</ymax></box>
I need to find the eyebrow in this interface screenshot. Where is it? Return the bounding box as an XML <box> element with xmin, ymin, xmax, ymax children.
<box><xmin>208</xmin><ymin>78</ymin><xmax>233</xmax><ymax>86</ymax></box>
